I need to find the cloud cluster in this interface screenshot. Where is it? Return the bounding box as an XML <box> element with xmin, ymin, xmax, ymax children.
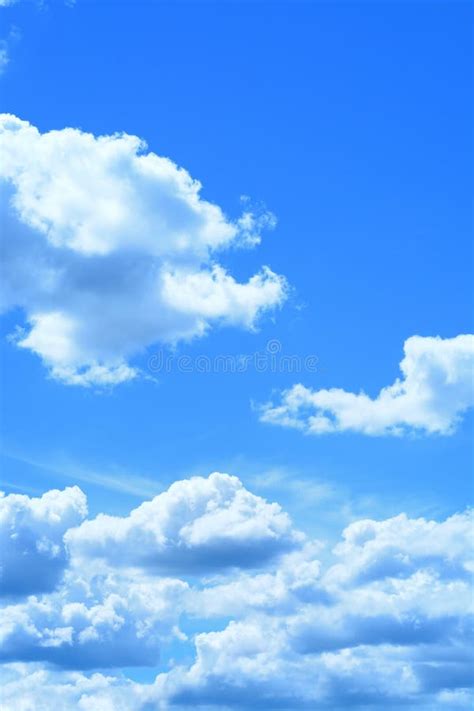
<box><xmin>260</xmin><ymin>334</ymin><xmax>474</xmax><ymax>436</ymax></box>
<box><xmin>0</xmin><ymin>486</ymin><xmax>87</xmax><ymax>597</ymax></box>
<box><xmin>0</xmin><ymin>115</ymin><xmax>287</xmax><ymax>386</ymax></box>
<box><xmin>154</xmin><ymin>509</ymin><xmax>473</xmax><ymax>709</ymax></box>
<box><xmin>66</xmin><ymin>472</ymin><xmax>302</xmax><ymax>574</ymax></box>
<box><xmin>0</xmin><ymin>572</ymin><xmax>187</xmax><ymax>669</ymax></box>
<box><xmin>1</xmin><ymin>474</ymin><xmax>472</xmax><ymax>709</ymax></box>
<box><xmin>0</xmin><ymin>664</ymin><xmax>145</xmax><ymax>711</ymax></box>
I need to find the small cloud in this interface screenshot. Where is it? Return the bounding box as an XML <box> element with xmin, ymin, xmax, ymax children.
<box><xmin>259</xmin><ymin>334</ymin><xmax>474</xmax><ymax>436</ymax></box>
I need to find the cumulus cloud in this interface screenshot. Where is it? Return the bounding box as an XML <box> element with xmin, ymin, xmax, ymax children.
<box><xmin>0</xmin><ymin>664</ymin><xmax>145</xmax><ymax>711</ymax></box>
<box><xmin>0</xmin><ymin>486</ymin><xmax>87</xmax><ymax>598</ymax></box>
<box><xmin>0</xmin><ymin>115</ymin><xmax>287</xmax><ymax>386</ymax></box>
<box><xmin>154</xmin><ymin>621</ymin><xmax>424</xmax><ymax>709</ymax></box>
<box><xmin>0</xmin><ymin>572</ymin><xmax>187</xmax><ymax>669</ymax></box>
<box><xmin>154</xmin><ymin>509</ymin><xmax>473</xmax><ymax>709</ymax></box>
<box><xmin>185</xmin><ymin>543</ymin><xmax>324</xmax><ymax>618</ymax></box>
<box><xmin>259</xmin><ymin>334</ymin><xmax>474</xmax><ymax>436</ymax></box>
<box><xmin>1</xmin><ymin>476</ymin><xmax>472</xmax><ymax>708</ymax></box>
<box><xmin>154</xmin><ymin>621</ymin><xmax>474</xmax><ymax>709</ymax></box>
<box><xmin>325</xmin><ymin>509</ymin><xmax>473</xmax><ymax>587</ymax></box>
<box><xmin>66</xmin><ymin>472</ymin><xmax>303</xmax><ymax>574</ymax></box>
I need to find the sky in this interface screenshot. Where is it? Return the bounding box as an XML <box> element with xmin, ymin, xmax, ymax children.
<box><xmin>0</xmin><ymin>1</ymin><xmax>473</xmax><ymax>710</ymax></box>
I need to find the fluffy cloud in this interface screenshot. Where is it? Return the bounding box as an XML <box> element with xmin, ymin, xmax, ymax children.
<box><xmin>3</xmin><ymin>650</ymin><xmax>472</xmax><ymax>711</ymax></box>
<box><xmin>185</xmin><ymin>543</ymin><xmax>324</xmax><ymax>618</ymax></box>
<box><xmin>325</xmin><ymin>509</ymin><xmax>473</xmax><ymax>587</ymax></box>
<box><xmin>154</xmin><ymin>509</ymin><xmax>473</xmax><ymax>709</ymax></box>
<box><xmin>0</xmin><ymin>486</ymin><xmax>87</xmax><ymax>598</ymax></box>
<box><xmin>66</xmin><ymin>472</ymin><xmax>303</xmax><ymax>574</ymax></box>
<box><xmin>259</xmin><ymin>334</ymin><xmax>474</xmax><ymax>436</ymax></box>
<box><xmin>0</xmin><ymin>664</ymin><xmax>145</xmax><ymax>711</ymax></box>
<box><xmin>1</xmin><ymin>476</ymin><xmax>472</xmax><ymax>708</ymax></box>
<box><xmin>0</xmin><ymin>115</ymin><xmax>287</xmax><ymax>386</ymax></box>
<box><xmin>154</xmin><ymin>621</ymin><xmax>422</xmax><ymax>709</ymax></box>
<box><xmin>0</xmin><ymin>572</ymin><xmax>187</xmax><ymax>669</ymax></box>
<box><xmin>154</xmin><ymin>621</ymin><xmax>473</xmax><ymax>709</ymax></box>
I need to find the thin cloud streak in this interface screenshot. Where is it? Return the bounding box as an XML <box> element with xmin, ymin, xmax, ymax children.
<box><xmin>0</xmin><ymin>450</ymin><xmax>163</xmax><ymax>498</ymax></box>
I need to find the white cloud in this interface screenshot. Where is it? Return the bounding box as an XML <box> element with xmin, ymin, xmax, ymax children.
<box><xmin>0</xmin><ymin>664</ymin><xmax>145</xmax><ymax>711</ymax></box>
<box><xmin>185</xmin><ymin>543</ymin><xmax>324</xmax><ymax>618</ymax></box>
<box><xmin>325</xmin><ymin>509</ymin><xmax>473</xmax><ymax>587</ymax></box>
<box><xmin>154</xmin><ymin>509</ymin><xmax>473</xmax><ymax>708</ymax></box>
<box><xmin>259</xmin><ymin>334</ymin><xmax>474</xmax><ymax>436</ymax></box>
<box><xmin>0</xmin><ymin>115</ymin><xmax>287</xmax><ymax>386</ymax></box>
<box><xmin>0</xmin><ymin>572</ymin><xmax>188</xmax><ymax>669</ymax></box>
<box><xmin>0</xmin><ymin>486</ymin><xmax>87</xmax><ymax>597</ymax></box>
<box><xmin>1</xmin><ymin>476</ymin><xmax>472</xmax><ymax>708</ymax></box>
<box><xmin>153</xmin><ymin>621</ymin><xmax>429</xmax><ymax>708</ymax></box>
<box><xmin>66</xmin><ymin>472</ymin><xmax>303</xmax><ymax>574</ymax></box>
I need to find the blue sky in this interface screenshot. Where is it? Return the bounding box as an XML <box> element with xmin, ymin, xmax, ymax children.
<box><xmin>0</xmin><ymin>1</ymin><xmax>473</xmax><ymax>709</ymax></box>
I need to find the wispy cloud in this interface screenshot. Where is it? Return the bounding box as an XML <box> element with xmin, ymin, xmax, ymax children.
<box><xmin>0</xmin><ymin>26</ymin><xmax>19</xmax><ymax>75</ymax></box>
<box><xmin>1</xmin><ymin>450</ymin><xmax>163</xmax><ymax>498</ymax></box>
